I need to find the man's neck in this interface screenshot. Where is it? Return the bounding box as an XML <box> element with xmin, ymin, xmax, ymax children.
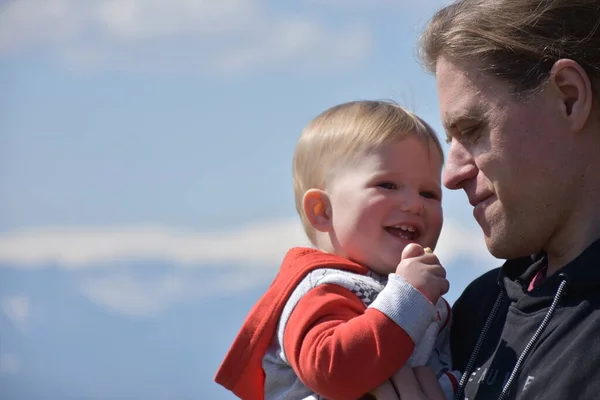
<box><xmin>546</xmin><ymin>198</ymin><xmax>600</xmax><ymax>277</ymax></box>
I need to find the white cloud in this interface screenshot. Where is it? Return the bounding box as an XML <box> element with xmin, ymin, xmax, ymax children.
<box><xmin>1</xmin><ymin>295</ymin><xmax>30</xmax><ymax>330</ymax></box>
<box><xmin>0</xmin><ymin>218</ymin><xmax>498</xmax><ymax>316</ymax></box>
<box><xmin>79</xmin><ymin>268</ymin><xmax>268</xmax><ymax>317</ymax></box>
<box><xmin>0</xmin><ymin>354</ymin><xmax>21</xmax><ymax>376</ymax></box>
<box><xmin>0</xmin><ymin>217</ymin><xmax>494</xmax><ymax>268</ymax></box>
<box><xmin>0</xmin><ymin>219</ymin><xmax>311</xmax><ymax>268</ymax></box>
<box><xmin>79</xmin><ymin>273</ymin><xmax>189</xmax><ymax>317</ymax></box>
<box><xmin>0</xmin><ymin>218</ymin><xmax>494</xmax><ymax>269</ymax></box>
<box><xmin>435</xmin><ymin>220</ymin><xmax>497</xmax><ymax>266</ymax></box>
<box><xmin>0</xmin><ymin>0</ymin><xmax>371</xmax><ymax>74</ymax></box>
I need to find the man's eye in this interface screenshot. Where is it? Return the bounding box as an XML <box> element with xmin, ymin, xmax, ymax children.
<box><xmin>460</xmin><ymin>125</ymin><xmax>482</xmax><ymax>143</ymax></box>
<box><xmin>378</xmin><ymin>182</ymin><xmax>397</xmax><ymax>190</ymax></box>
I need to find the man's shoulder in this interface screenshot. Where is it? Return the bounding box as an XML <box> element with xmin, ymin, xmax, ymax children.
<box><xmin>461</xmin><ymin>267</ymin><xmax>502</xmax><ymax>299</ymax></box>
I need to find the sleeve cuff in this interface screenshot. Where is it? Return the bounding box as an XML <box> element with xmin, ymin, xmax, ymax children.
<box><xmin>369</xmin><ymin>274</ymin><xmax>437</xmax><ymax>343</ymax></box>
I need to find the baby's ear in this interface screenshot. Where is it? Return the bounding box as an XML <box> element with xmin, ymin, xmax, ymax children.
<box><xmin>302</xmin><ymin>189</ymin><xmax>332</xmax><ymax>232</ymax></box>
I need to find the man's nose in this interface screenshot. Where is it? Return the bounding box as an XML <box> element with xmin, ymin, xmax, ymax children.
<box><xmin>443</xmin><ymin>142</ymin><xmax>478</xmax><ymax>190</ymax></box>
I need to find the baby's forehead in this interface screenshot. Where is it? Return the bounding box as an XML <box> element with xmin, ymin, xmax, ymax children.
<box><xmin>339</xmin><ymin>136</ymin><xmax>440</xmax><ymax>168</ymax></box>
<box><xmin>366</xmin><ymin>135</ymin><xmax>439</xmax><ymax>156</ymax></box>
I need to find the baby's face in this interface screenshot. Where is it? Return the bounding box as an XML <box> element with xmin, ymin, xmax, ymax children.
<box><xmin>325</xmin><ymin>136</ymin><xmax>443</xmax><ymax>275</ymax></box>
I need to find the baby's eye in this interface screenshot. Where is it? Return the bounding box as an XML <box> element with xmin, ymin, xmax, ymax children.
<box><xmin>420</xmin><ymin>191</ymin><xmax>439</xmax><ymax>200</ymax></box>
<box><xmin>378</xmin><ymin>182</ymin><xmax>397</xmax><ymax>190</ymax></box>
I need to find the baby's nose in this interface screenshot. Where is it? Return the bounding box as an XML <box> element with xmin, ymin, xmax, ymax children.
<box><xmin>398</xmin><ymin>192</ymin><xmax>424</xmax><ymax>215</ymax></box>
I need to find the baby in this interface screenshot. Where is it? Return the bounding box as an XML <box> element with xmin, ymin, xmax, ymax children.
<box><xmin>216</xmin><ymin>100</ymin><xmax>460</xmax><ymax>399</ymax></box>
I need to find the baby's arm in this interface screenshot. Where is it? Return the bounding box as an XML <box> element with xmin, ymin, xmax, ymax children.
<box><xmin>425</xmin><ymin>297</ymin><xmax>461</xmax><ymax>399</ymax></box>
<box><xmin>370</xmin><ymin>246</ymin><xmax>456</xmax><ymax>400</ymax></box>
<box><xmin>283</xmin><ymin>279</ymin><xmax>437</xmax><ymax>400</ymax></box>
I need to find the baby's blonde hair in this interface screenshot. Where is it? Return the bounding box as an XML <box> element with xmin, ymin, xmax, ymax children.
<box><xmin>293</xmin><ymin>100</ymin><xmax>444</xmax><ymax>244</ymax></box>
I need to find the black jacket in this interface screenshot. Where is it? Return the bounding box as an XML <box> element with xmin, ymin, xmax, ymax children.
<box><xmin>450</xmin><ymin>238</ymin><xmax>600</xmax><ymax>400</ymax></box>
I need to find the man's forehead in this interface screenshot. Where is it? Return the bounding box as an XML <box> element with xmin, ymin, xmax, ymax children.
<box><xmin>436</xmin><ymin>58</ymin><xmax>487</xmax><ymax>125</ymax></box>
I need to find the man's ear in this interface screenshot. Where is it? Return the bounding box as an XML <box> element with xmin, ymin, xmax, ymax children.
<box><xmin>550</xmin><ymin>58</ymin><xmax>593</xmax><ymax>133</ymax></box>
<box><xmin>302</xmin><ymin>189</ymin><xmax>332</xmax><ymax>232</ymax></box>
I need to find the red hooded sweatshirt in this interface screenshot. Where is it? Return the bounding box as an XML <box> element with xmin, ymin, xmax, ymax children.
<box><xmin>214</xmin><ymin>247</ymin><xmax>372</xmax><ymax>399</ymax></box>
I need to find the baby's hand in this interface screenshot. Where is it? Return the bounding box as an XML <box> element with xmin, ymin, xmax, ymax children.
<box><xmin>368</xmin><ymin>366</ymin><xmax>430</xmax><ymax>400</ymax></box>
<box><xmin>413</xmin><ymin>366</ymin><xmax>448</xmax><ymax>400</ymax></box>
<box><xmin>395</xmin><ymin>244</ymin><xmax>449</xmax><ymax>304</ymax></box>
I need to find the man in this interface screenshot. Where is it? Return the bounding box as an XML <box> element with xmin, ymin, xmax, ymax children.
<box><xmin>419</xmin><ymin>0</ymin><xmax>600</xmax><ymax>399</ymax></box>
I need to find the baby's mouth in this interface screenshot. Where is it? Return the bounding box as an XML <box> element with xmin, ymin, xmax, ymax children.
<box><xmin>385</xmin><ymin>224</ymin><xmax>419</xmax><ymax>241</ymax></box>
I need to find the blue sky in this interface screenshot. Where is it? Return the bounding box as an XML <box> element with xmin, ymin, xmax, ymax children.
<box><xmin>0</xmin><ymin>0</ymin><xmax>501</xmax><ymax>398</ymax></box>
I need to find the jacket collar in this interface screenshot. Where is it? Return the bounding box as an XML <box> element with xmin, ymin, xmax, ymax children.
<box><xmin>497</xmin><ymin>238</ymin><xmax>600</xmax><ymax>309</ymax></box>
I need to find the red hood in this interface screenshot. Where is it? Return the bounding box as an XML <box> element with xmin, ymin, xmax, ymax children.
<box><xmin>214</xmin><ymin>247</ymin><xmax>369</xmax><ymax>399</ymax></box>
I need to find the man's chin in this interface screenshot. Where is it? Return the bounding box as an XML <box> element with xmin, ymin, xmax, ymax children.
<box><xmin>485</xmin><ymin>236</ymin><xmax>533</xmax><ymax>261</ymax></box>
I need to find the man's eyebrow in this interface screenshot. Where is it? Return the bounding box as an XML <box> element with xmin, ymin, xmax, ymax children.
<box><xmin>442</xmin><ymin>107</ymin><xmax>486</xmax><ymax>131</ymax></box>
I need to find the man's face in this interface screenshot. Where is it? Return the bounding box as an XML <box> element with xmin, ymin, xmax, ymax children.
<box><xmin>436</xmin><ymin>57</ymin><xmax>577</xmax><ymax>260</ymax></box>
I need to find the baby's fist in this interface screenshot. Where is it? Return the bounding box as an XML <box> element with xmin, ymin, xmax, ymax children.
<box><xmin>395</xmin><ymin>244</ymin><xmax>449</xmax><ymax>303</ymax></box>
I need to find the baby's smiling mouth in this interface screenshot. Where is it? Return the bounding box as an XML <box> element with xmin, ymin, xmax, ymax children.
<box><xmin>384</xmin><ymin>224</ymin><xmax>419</xmax><ymax>241</ymax></box>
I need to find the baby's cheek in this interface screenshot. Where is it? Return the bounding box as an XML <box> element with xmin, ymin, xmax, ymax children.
<box><xmin>427</xmin><ymin>204</ymin><xmax>444</xmax><ymax>232</ymax></box>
